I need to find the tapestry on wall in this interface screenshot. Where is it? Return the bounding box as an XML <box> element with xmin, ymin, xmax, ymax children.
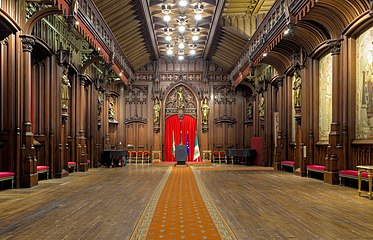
<box><xmin>356</xmin><ymin>28</ymin><xmax>373</xmax><ymax>139</ymax></box>
<box><xmin>319</xmin><ymin>53</ymin><xmax>332</xmax><ymax>141</ymax></box>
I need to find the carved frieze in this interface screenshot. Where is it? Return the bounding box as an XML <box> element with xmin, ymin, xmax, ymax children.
<box><xmin>135</xmin><ymin>74</ymin><xmax>154</xmax><ymax>82</ymax></box>
<box><xmin>26</xmin><ymin>2</ymin><xmax>49</xmax><ymax>21</ymax></box>
<box><xmin>125</xmin><ymin>86</ymin><xmax>148</xmax><ymax>104</ymax></box>
<box><xmin>160</xmin><ymin>73</ymin><xmax>203</xmax><ymax>82</ymax></box>
<box><xmin>213</xmin><ymin>85</ymin><xmax>236</xmax><ymax>104</ymax></box>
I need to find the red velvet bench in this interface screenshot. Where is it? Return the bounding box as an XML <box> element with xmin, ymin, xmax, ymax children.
<box><xmin>68</xmin><ymin>162</ymin><xmax>77</xmax><ymax>172</ymax></box>
<box><xmin>306</xmin><ymin>165</ymin><xmax>326</xmax><ymax>178</ymax></box>
<box><xmin>281</xmin><ymin>161</ymin><xmax>295</xmax><ymax>172</ymax></box>
<box><xmin>37</xmin><ymin>166</ymin><xmax>49</xmax><ymax>179</ymax></box>
<box><xmin>339</xmin><ymin>170</ymin><xmax>369</xmax><ymax>186</ymax></box>
<box><xmin>0</xmin><ymin>172</ymin><xmax>15</xmax><ymax>189</ymax></box>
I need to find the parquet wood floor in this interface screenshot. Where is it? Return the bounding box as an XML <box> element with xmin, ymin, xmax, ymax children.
<box><xmin>1</xmin><ymin>165</ymin><xmax>373</xmax><ymax>240</ymax></box>
<box><xmin>198</xmin><ymin>168</ymin><xmax>373</xmax><ymax>240</ymax></box>
<box><xmin>0</xmin><ymin>166</ymin><xmax>167</xmax><ymax>240</ymax></box>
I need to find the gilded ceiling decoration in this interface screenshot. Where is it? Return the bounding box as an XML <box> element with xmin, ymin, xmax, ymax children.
<box><xmin>148</xmin><ymin>0</ymin><xmax>217</xmax><ymax>60</ymax></box>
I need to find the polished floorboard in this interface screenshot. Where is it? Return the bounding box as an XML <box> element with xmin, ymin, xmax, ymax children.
<box><xmin>1</xmin><ymin>165</ymin><xmax>373</xmax><ymax>239</ymax></box>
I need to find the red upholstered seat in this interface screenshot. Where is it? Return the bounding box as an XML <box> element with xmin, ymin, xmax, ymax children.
<box><xmin>281</xmin><ymin>161</ymin><xmax>295</xmax><ymax>166</ymax></box>
<box><xmin>68</xmin><ymin>162</ymin><xmax>76</xmax><ymax>166</ymax></box>
<box><xmin>86</xmin><ymin>160</ymin><xmax>91</xmax><ymax>163</ymax></box>
<box><xmin>339</xmin><ymin>170</ymin><xmax>368</xmax><ymax>178</ymax></box>
<box><xmin>306</xmin><ymin>165</ymin><xmax>326</xmax><ymax>171</ymax></box>
<box><xmin>0</xmin><ymin>172</ymin><xmax>15</xmax><ymax>178</ymax></box>
<box><xmin>37</xmin><ymin>166</ymin><xmax>49</xmax><ymax>171</ymax></box>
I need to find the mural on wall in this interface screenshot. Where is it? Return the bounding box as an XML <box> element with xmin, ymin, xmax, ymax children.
<box><xmin>356</xmin><ymin>28</ymin><xmax>373</xmax><ymax>139</ymax></box>
<box><xmin>319</xmin><ymin>53</ymin><xmax>333</xmax><ymax>141</ymax></box>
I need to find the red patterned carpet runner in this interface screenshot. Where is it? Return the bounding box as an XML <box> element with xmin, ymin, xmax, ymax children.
<box><xmin>131</xmin><ymin>166</ymin><xmax>235</xmax><ymax>240</ymax></box>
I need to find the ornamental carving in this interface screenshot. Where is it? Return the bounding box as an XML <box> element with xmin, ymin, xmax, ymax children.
<box><xmin>160</xmin><ymin>73</ymin><xmax>202</xmax><ymax>82</ymax></box>
<box><xmin>125</xmin><ymin>86</ymin><xmax>148</xmax><ymax>104</ymax></box>
<box><xmin>20</xmin><ymin>35</ymin><xmax>35</xmax><ymax>52</ymax></box>
<box><xmin>135</xmin><ymin>74</ymin><xmax>154</xmax><ymax>82</ymax></box>
<box><xmin>213</xmin><ymin>85</ymin><xmax>236</xmax><ymax>104</ymax></box>
<box><xmin>165</xmin><ymin>85</ymin><xmax>197</xmax><ymax>118</ymax></box>
<box><xmin>327</xmin><ymin>39</ymin><xmax>342</xmax><ymax>56</ymax></box>
<box><xmin>26</xmin><ymin>2</ymin><xmax>49</xmax><ymax>20</ymax></box>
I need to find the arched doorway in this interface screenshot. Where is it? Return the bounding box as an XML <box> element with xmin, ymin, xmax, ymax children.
<box><xmin>164</xmin><ymin>85</ymin><xmax>199</xmax><ymax>162</ymax></box>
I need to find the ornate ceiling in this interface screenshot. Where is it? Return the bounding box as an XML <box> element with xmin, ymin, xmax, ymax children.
<box><xmin>93</xmin><ymin>0</ymin><xmax>275</xmax><ymax>73</ymax></box>
<box><xmin>148</xmin><ymin>0</ymin><xmax>217</xmax><ymax>60</ymax></box>
<box><xmin>224</xmin><ymin>0</ymin><xmax>275</xmax><ymax>15</ymax></box>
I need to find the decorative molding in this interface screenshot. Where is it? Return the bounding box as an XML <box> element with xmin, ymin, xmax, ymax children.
<box><xmin>123</xmin><ymin>115</ymin><xmax>147</xmax><ymax>124</ymax></box>
<box><xmin>214</xmin><ymin>115</ymin><xmax>237</xmax><ymax>124</ymax></box>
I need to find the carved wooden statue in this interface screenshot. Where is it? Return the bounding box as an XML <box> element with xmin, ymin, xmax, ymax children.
<box><xmin>153</xmin><ymin>97</ymin><xmax>160</xmax><ymax>125</ymax></box>
<box><xmin>293</xmin><ymin>72</ymin><xmax>302</xmax><ymax>107</ymax></box>
<box><xmin>108</xmin><ymin>98</ymin><xmax>115</xmax><ymax>121</ymax></box>
<box><xmin>61</xmin><ymin>68</ymin><xmax>71</xmax><ymax>109</ymax></box>
<box><xmin>259</xmin><ymin>95</ymin><xmax>265</xmax><ymax>120</ymax></box>
<box><xmin>201</xmin><ymin>97</ymin><xmax>209</xmax><ymax>124</ymax></box>
<box><xmin>176</xmin><ymin>86</ymin><xmax>184</xmax><ymax>109</ymax></box>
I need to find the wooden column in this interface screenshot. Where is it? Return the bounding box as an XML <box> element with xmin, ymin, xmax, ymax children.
<box><xmin>78</xmin><ymin>75</ymin><xmax>88</xmax><ymax>171</ymax></box>
<box><xmin>20</xmin><ymin>34</ymin><xmax>37</xmax><ymax>187</ymax></box>
<box><xmin>274</xmin><ymin>77</ymin><xmax>284</xmax><ymax>170</ymax></box>
<box><xmin>325</xmin><ymin>39</ymin><xmax>342</xmax><ymax>184</ymax></box>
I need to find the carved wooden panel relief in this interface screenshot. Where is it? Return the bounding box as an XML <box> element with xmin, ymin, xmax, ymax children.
<box><xmin>213</xmin><ymin>85</ymin><xmax>236</xmax><ymax>104</ymax></box>
<box><xmin>125</xmin><ymin>86</ymin><xmax>148</xmax><ymax>104</ymax></box>
<box><xmin>165</xmin><ymin>85</ymin><xmax>197</xmax><ymax>118</ymax></box>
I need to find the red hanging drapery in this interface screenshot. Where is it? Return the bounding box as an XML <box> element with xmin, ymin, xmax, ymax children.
<box><xmin>164</xmin><ymin>114</ymin><xmax>197</xmax><ymax>162</ymax></box>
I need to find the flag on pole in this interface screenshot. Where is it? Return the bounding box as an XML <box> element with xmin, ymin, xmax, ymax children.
<box><xmin>193</xmin><ymin>132</ymin><xmax>200</xmax><ymax>162</ymax></box>
<box><xmin>172</xmin><ymin>131</ymin><xmax>175</xmax><ymax>157</ymax></box>
<box><xmin>186</xmin><ymin>131</ymin><xmax>190</xmax><ymax>155</ymax></box>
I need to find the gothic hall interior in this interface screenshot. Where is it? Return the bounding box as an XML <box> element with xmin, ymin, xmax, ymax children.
<box><xmin>2</xmin><ymin>0</ymin><xmax>373</xmax><ymax>239</ymax></box>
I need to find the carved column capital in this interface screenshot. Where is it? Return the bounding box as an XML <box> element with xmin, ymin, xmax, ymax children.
<box><xmin>20</xmin><ymin>35</ymin><xmax>35</xmax><ymax>53</ymax></box>
<box><xmin>79</xmin><ymin>75</ymin><xmax>87</xmax><ymax>86</ymax></box>
<box><xmin>276</xmin><ymin>77</ymin><xmax>284</xmax><ymax>88</ymax></box>
<box><xmin>327</xmin><ymin>39</ymin><xmax>342</xmax><ymax>55</ymax></box>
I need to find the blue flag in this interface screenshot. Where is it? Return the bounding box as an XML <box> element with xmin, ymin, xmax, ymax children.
<box><xmin>186</xmin><ymin>131</ymin><xmax>190</xmax><ymax>155</ymax></box>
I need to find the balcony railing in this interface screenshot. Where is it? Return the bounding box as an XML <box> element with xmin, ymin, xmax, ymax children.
<box><xmin>230</xmin><ymin>0</ymin><xmax>312</xmax><ymax>83</ymax></box>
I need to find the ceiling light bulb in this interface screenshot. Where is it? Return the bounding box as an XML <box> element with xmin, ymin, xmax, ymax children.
<box><xmin>189</xmin><ymin>49</ymin><xmax>196</xmax><ymax>55</ymax></box>
<box><xmin>178</xmin><ymin>43</ymin><xmax>185</xmax><ymax>49</ymax></box>
<box><xmin>192</xmin><ymin>35</ymin><xmax>199</xmax><ymax>41</ymax></box>
<box><xmin>163</xmin><ymin>15</ymin><xmax>171</xmax><ymax>22</ymax></box>
<box><xmin>167</xmin><ymin>49</ymin><xmax>173</xmax><ymax>55</ymax></box>
<box><xmin>263</xmin><ymin>53</ymin><xmax>268</xmax><ymax>57</ymax></box>
<box><xmin>178</xmin><ymin>55</ymin><xmax>185</xmax><ymax>61</ymax></box>
<box><xmin>194</xmin><ymin>13</ymin><xmax>202</xmax><ymax>21</ymax></box>
<box><xmin>179</xmin><ymin>0</ymin><xmax>188</xmax><ymax>7</ymax></box>
<box><xmin>178</xmin><ymin>25</ymin><xmax>186</xmax><ymax>33</ymax></box>
<box><xmin>165</xmin><ymin>35</ymin><xmax>172</xmax><ymax>41</ymax></box>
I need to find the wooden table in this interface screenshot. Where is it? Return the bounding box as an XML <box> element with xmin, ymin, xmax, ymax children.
<box><xmin>357</xmin><ymin>165</ymin><xmax>373</xmax><ymax>199</ymax></box>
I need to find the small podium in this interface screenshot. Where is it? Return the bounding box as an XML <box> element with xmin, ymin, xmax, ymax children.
<box><xmin>176</xmin><ymin>145</ymin><xmax>187</xmax><ymax>165</ymax></box>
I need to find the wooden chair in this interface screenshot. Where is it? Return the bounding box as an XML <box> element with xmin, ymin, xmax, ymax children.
<box><xmin>143</xmin><ymin>151</ymin><xmax>150</xmax><ymax>164</ymax></box>
<box><xmin>213</xmin><ymin>151</ymin><xmax>220</xmax><ymax>164</ymax></box>
<box><xmin>128</xmin><ymin>151</ymin><xmax>137</xmax><ymax>164</ymax></box>
<box><xmin>137</xmin><ymin>151</ymin><xmax>143</xmax><ymax>164</ymax></box>
<box><xmin>219</xmin><ymin>151</ymin><xmax>227</xmax><ymax>164</ymax></box>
